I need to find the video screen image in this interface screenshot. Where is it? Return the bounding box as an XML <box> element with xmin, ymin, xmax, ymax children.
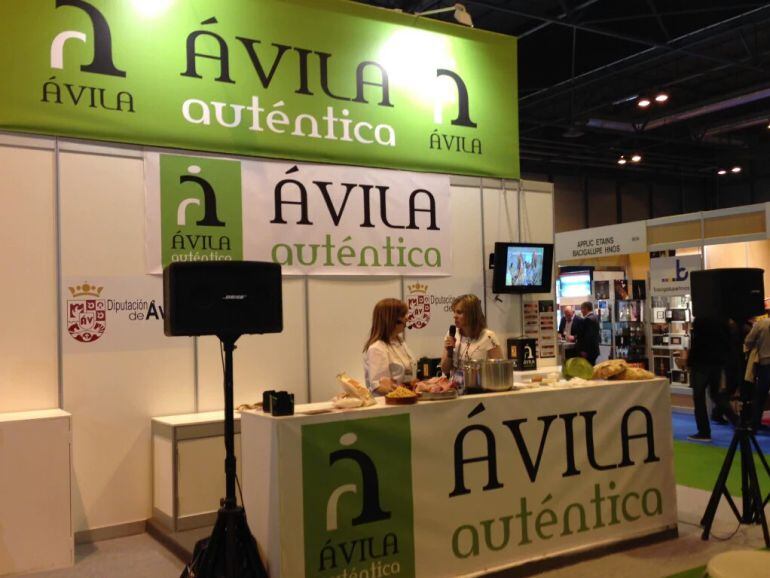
<box><xmin>505</xmin><ymin>246</ymin><xmax>545</xmax><ymax>287</ymax></box>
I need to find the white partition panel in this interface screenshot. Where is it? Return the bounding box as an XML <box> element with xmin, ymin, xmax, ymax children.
<box><xmin>404</xmin><ymin>185</ymin><xmax>484</xmax><ymax>361</ymax></box>
<box><xmin>59</xmin><ymin>149</ymin><xmax>196</xmax><ymax>532</ymax></box>
<box><xmin>0</xmin><ymin>142</ymin><xmax>58</xmax><ymax>412</ymax></box>
<box><xmin>307</xmin><ymin>278</ymin><xmax>401</xmax><ymax>402</ymax></box>
<box><xmin>482</xmin><ymin>184</ymin><xmax>555</xmax><ymax>356</ymax></box>
<box><xmin>197</xmin><ymin>277</ymin><xmax>308</xmax><ymax>409</ymax></box>
<box><xmin>482</xmin><ymin>185</ymin><xmax>522</xmax><ymax>343</ymax></box>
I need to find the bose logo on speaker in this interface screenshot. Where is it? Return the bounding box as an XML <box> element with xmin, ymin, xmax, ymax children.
<box><xmin>223</xmin><ymin>294</ymin><xmax>247</xmax><ymax>300</ymax></box>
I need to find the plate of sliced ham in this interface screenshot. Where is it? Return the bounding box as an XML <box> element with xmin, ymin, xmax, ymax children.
<box><xmin>414</xmin><ymin>376</ymin><xmax>457</xmax><ymax>400</ymax></box>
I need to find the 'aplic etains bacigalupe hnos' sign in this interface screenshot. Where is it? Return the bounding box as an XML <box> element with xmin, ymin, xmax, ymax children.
<box><xmin>0</xmin><ymin>0</ymin><xmax>519</xmax><ymax>179</ymax></box>
<box><xmin>144</xmin><ymin>152</ymin><xmax>452</xmax><ymax>276</ymax></box>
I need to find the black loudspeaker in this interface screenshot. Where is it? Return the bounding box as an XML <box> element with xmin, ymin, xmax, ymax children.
<box><xmin>163</xmin><ymin>261</ymin><xmax>283</xmax><ymax>337</ymax></box>
<box><xmin>690</xmin><ymin>268</ymin><xmax>765</xmax><ymax>321</ymax></box>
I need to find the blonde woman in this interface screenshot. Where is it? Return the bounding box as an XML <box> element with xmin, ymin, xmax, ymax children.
<box><xmin>363</xmin><ymin>298</ymin><xmax>417</xmax><ymax>395</ymax></box>
<box><xmin>441</xmin><ymin>294</ymin><xmax>502</xmax><ymax>376</ymax></box>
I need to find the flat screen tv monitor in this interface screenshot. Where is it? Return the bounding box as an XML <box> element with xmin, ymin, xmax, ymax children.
<box><xmin>492</xmin><ymin>242</ymin><xmax>554</xmax><ymax>294</ymax></box>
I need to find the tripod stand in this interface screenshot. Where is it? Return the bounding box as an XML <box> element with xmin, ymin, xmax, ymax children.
<box><xmin>182</xmin><ymin>335</ymin><xmax>268</xmax><ymax>578</ymax></box>
<box><xmin>700</xmin><ymin>405</ymin><xmax>770</xmax><ymax>548</ymax></box>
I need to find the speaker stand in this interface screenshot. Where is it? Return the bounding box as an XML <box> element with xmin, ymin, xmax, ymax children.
<box><xmin>181</xmin><ymin>335</ymin><xmax>268</xmax><ymax>578</ymax></box>
<box><xmin>700</xmin><ymin>422</ymin><xmax>770</xmax><ymax>548</ymax></box>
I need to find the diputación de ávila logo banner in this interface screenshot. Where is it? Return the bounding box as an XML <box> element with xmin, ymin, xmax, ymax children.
<box><xmin>0</xmin><ymin>0</ymin><xmax>519</xmax><ymax>179</ymax></box>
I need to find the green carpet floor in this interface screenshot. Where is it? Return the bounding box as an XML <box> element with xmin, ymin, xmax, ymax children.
<box><xmin>662</xmin><ymin>441</ymin><xmax>770</xmax><ymax>578</ymax></box>
<box><xmin>673</xmin><ymin>440</ymin><xmax>770</xmax><ymax>497</ymax></box>
<box><xmin>665</xmin><ymin>566</ymin><xmax>705</xmax><ymax>578</ymax></box>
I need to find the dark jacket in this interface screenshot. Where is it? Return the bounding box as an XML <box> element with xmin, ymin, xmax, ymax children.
<box><xmin>688</xmin><ymin>316</ymin><xmax>729</xmax><ymax>368</ymax></box>
<box><xmin>558</xmin><ymin>315</ymin><xmax>583</xmax><ymax>339</ymax></box>
<box><xmin>575</xmin><ymin>312</ymin><xmax>600</xmax><ymax>362</ymax></box>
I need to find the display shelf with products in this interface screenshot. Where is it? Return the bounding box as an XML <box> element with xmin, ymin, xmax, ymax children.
<box><xmin>613</xmin><ymin>300</ymin><xmax>647</xmax><ymax>367</ymax></box>
<box><xmin>650</xmin><ymin>295</ymin><xmax>692</xmax><ymax>385</ymax></box>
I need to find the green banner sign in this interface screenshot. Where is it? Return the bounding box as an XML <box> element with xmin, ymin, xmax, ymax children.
<box><xmin>0</xmin><ymin>0</ymin><xmax>518</xmax><ymax>178</ymax></box>
<box><xmin>302</xmin><ymin>414</ymin><xmax>414</xmax><ymax>577</ymax></box>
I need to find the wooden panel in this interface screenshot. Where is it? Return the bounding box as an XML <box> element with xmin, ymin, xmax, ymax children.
<box><xmin>647</xmin><ymin>221</ymin><xmax>702</xmax><ymax>245</ymax></box>
<box><xmin>703</xmin><ymin>211</ymin><xmax>765</xmax><ymax>239</ymax></box>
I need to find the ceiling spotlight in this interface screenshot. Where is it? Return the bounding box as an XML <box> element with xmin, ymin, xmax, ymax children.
<box><xmin>731</xmin><ymin>166</ymin><xmax>742</xmax><ymax>173</ymax></box>
<box><xmin>654</xmin><ymin>93</ymin><xmax>669</xmax><ymax>103</ymax></box>
<box><xmin>631</xmin><ymin>154</ymin><xmax>642</xmax><ymax>163</ymax></box>
<box><xmin>717</xmin><ymin>169</ymin><xmax>727</xmax><ymax>175</ymax></box>
<box><xmin>618</xmin><ymin>156</ymin><xmax>627</xmax><ymax>165</ymax></box>
<box><xmin>637</xmin><ymin>98</ymin><xmax>651</xmax><ymax>108</ymax></box>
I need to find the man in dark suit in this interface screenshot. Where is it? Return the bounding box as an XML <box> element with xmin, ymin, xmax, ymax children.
<box><xmin>575</xmin><ymin>301</ymin><xmax>600</xmax><ymax>365</ymax></box>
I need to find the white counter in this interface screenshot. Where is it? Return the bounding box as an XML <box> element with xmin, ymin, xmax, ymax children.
<box><xmin>241</xmin><ymin>378</ymin><xmax>677</xmax><ymax>578</ymax></box>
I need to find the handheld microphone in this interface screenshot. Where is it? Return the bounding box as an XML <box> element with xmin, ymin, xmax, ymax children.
<box><xmin>448</xmin><ymin>325</ymin><xmax>456</xmax><ymax>356</ymax></box>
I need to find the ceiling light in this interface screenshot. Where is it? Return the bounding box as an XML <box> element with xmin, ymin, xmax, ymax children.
<box><xmin>617</xmin><ymin>156</ymin><xmax>627</xmax><ymax>165</ymax></box>
<box><xmin>717</xmin><ymin>169</ymin><xmax>727</xmax><ymax>175</ymax></box>
<box><xmin>637</xmin><ymin>98</ymin><xmax>651</xmax><ymax>108</ymax></box>
<box><xmin>415</xmin><ymin>3</ymin><xmax>473</xmax><ymax>27</ymax></box>
<box><xmin>654</xmin><ymin>93</ymin><xmax>669</xmax><ymax>103</ymax></box>
<box><xmin>731</xmin><ymin>166</ymin><xmax>742</xmax><ymax>173</ymax></box>
<box><xmin>631</xmin><ymin>154</ymin><xmax>642</xmax><ymax>163</ymax></box>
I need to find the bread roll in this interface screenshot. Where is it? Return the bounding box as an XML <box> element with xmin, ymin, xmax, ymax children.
<box><xmin>592</xmin><ymin>359</ymin><xmax>628</xmax><ymax>380</ymax></box>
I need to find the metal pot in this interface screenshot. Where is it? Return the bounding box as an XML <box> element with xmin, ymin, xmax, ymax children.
<box><xmin>460</xmin><ymin>359</ymin><xmax>483</xmax><ymax>389</ymax></box>
<box><xmin>480</xmin><ymin>359</ymin><xmax>514</xmax><ymax>391</ymax></box>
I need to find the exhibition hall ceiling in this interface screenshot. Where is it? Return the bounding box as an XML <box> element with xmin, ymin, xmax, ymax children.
<box><xmin>355</xmin><ymin>1</ymin><xmax>770</xmax><ymax>181</ymax></box>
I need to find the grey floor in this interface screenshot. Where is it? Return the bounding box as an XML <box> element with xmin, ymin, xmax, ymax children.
<box><xmin>20</xmin><ymin>486</ymin><xmax>770</xmax><ymax>578</ymax></box>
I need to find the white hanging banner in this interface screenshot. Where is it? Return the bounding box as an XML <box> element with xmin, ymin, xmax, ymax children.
<box><xmin>650</xmin><ymin>255</ymin><xmax>702</xmax><ymax>296</ymax></box>
<box><xmin>555</xmin><ymin>222</ymin><xmax>647</xmax><ymax>262</ymax></box>
<box><xmin>145</xmin><ymin>153</ymin><xmax>452</xmax><ymax>276</ymax></box>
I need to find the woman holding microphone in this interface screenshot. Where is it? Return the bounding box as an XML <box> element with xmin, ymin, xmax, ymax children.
<box><xmin>363</xmin><ymin>298</ymin><xmax>417</xmax><ymax>395</ymax></box>
<box><xmin>441</xmin><ymin>294</ymin><xmax>502</xmax><ymax>379</ymax></box>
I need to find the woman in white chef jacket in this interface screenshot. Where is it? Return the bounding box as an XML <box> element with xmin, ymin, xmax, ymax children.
<box><xmin>440</xmin><ymin>294</ymin><xmax>502</xmax><ymax>377</ymax></box>
<box><xmin>363</xmin><ymin>298</ymin><xmax>417</xmax><ymax>395</ymax></box>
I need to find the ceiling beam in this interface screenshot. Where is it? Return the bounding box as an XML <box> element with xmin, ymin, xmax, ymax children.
<box><xmin>582</xmin><ymin>5</ymin><xmax>767</xmax><ymax>26</ymax></box>
<box><xmin>645</xmin><ymin>0</ymin><xmax>670</xmax><ymax>41</ymax></box>
<box><xmin>519</xmin><ymin>5</ymin><xmax>770</xmax><ymax>107</ymax></box>
<box><xmin>517</xmin><ymin>0</ymin><xmax>602</xmax><ymax>39</ymax></box>
<box><xmin>465</xmin><ymin>0</ymin><xmax>769</xmax><ymax>76</ymax></box>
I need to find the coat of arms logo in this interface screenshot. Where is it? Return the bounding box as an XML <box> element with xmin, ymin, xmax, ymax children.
<box><xmin>67</xmin><ymin>282</ymin><xmax>106</xmax><ymax>342</ymax></box>
<box><xmin>406</xmin><ymin>283</ymin><xmax>430</xmax><ymax>330</ymax></box>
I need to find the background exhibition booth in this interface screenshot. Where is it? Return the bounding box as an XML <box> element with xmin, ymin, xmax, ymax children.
<box><xmin>0</xmin><ymin>1</ymin><xmax>679</xmax><ymax>577</ymax></box>
<box><xmin>555</xmin><ymin>202</ymin><xmax>770</xmax><ymax>403</ymax></box>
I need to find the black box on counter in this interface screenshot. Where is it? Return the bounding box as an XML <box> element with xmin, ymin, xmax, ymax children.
<box><xmin>507</xmin><ymin>338</ymin><xmax>537</xmax><ymax>370</ymax></box>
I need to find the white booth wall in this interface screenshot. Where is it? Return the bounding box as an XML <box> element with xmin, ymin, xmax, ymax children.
<box><xmin>0</xmin><ymin>132</ymin><xmax>554</xmax><ymax>536</ymax></box>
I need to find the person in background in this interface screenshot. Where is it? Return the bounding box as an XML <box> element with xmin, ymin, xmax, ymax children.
<box><xmin>574</xmin><ymin>301</ymin><xmax>600</xmax><ymax>364</ymax></box>
<box><xmin>687</xmin><ymin>316</ymin><xmax>737</xmax><ymax>442</ymax></box>
<box><xmin>744</xmin><ymin>313</ymin><xmax>770</xmax><ymax>432</ymax></box>
<box><xmin>558</xmin><ymin>305</ymin><xmax>583</xmax><ymax>343</ymax></box>
<box><xmin>363</xmin><ymin>298</ymin><xmax>417</xmax><ymax>395</ymax></box>
<box><xmin>441</xmin><ymin>294</ymin><xmax>502</xmax><ymax>376</ymax></box>
<box><xmin>711</xmin><ymin>318</ymin><xmax>745</xmax><ymax>425</ymax></box>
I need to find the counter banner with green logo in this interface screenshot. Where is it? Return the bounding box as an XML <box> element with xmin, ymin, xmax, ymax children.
<box><xmin>301</xmin><ymin>415</ymin><xmax>415</xmax><ymax>578</ymax></box>
<box><xmin>144</xmin><ymin>152</ymin><xmax>452</xmax><ymax>275</ymax></box>
<box><xmin>0</xmin><ymin>0</ymin><xmax>519</xmax><ymax>178</ymax></box>
<box><xmin>241</xmin><ymin>379</ymin><xmax>678</xmax><ymax>577</ymax></box>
